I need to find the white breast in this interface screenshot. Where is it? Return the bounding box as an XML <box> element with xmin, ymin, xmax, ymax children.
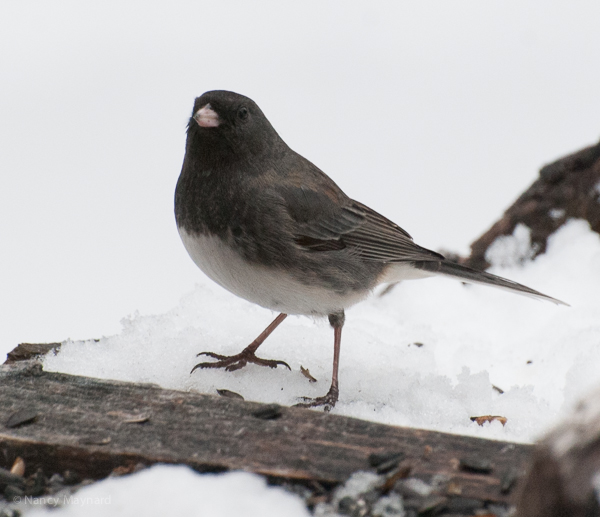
<box><xmin>178</xmin><ymin>228</ymin><xmax>368</xmax><ymax>316</ymax></box>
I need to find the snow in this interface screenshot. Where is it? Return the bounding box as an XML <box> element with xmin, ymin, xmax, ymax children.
<box><xmin>43</xmin><ymin>219</ymin><xmax>600</xmax><ymax>444</ymax></box>
<box><xmin>24</xmin><ymin>466</ymin><xmax>310</xmax><ymax>517</ymax></box>
<box><xmin>485</xmin><ymin>223</ymin><xmax>536</xmax><ymax>267</ymax></box>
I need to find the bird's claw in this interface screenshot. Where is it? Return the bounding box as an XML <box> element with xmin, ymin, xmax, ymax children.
<box><xmin>196</xmin><ymin>351</ymin><xmax>228</xmax><ymax>360</ymax></box>
<box><xmin>294</xmin><ymin>387</ymin><xmax>339</xmax><ymax>412</ymax></box>
<box><xmin>191</xmin><ymin>350</ymin><xmax>291</xmax><ymax>374</ymax></box>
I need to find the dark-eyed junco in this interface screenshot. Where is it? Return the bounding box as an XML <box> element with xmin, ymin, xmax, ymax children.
<box><xmin>175</xmin><ymin>90</ymin><xmax>565</xmax><ymax>411</ymax></box>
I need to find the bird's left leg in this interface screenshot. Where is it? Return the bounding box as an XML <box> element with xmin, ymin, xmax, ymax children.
<box><xmin>295</xmin><ymin>311</ymin><xmax>344</xmax><ymax>412</ymax></box>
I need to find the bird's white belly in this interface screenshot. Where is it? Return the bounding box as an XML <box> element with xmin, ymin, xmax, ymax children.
<box><xmin>178</xmin><ymin>228</ymin><xmax>367</xmax><ymax>315</ymax></box>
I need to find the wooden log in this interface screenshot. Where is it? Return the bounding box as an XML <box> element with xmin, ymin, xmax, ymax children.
<box><xmin>0</xmin><ymin>360</ymin><xmax>531</xmax><ymax>505</ymax></box>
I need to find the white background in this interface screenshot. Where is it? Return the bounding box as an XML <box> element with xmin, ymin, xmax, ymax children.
<box><xmin>2</xmin><ymin>0</ymin><xmax>599</xmax><ymax>354</ymax></box>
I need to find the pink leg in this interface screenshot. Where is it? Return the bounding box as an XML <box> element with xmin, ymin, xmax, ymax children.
<box><xmin>191</xmin><ymin>313</ymin><xmax>290</xmax><ymax>373</ymax></box>
<box><xmin>295</xmin><ymin>311</ymin><xmax>344</xmax><ymax>412</ymax></box>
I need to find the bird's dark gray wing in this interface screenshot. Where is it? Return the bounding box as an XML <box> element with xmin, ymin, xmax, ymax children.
<box><xmin>278</xmin><ymin>185</ymin><xmax>443</xmax><ymax>262</ymax></box>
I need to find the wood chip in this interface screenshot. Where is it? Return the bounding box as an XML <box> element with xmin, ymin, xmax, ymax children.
<box><xmin>4</xmin><ymin>342</ymin><xmax>61</xmax><ymax>364</ymax></box>
<box><xmin>368</xmin><ymin>451</ymin><xmax>405</xmax><ymax>474</ymax></box>
<box><xmin>379</xmin><ymin>462</ymin><xmax>412</xmax><ymax>494</ymax></box>
<box><xmin>79</xmin><ymin>435</ymin><xmax>111</xmax><ymax>445</ymax></box>
<box><xmin>217</xmin><ymin>389</ymin><xmax>244</xmax><ymax>400</ymax></box>
<box><xmin>470</xmin><ymin>415</ymin><xmax>507</xmax><ymax>427</ymax></box>
<box><xmin>300</xmin><ymin>366</ymin><xmax>317</xmax><ymax>383</ymax></box>
<box><xmin>123</xmin><ymin>414</ymin><xmax>151</xmax><ymax>424</ymax></box>
<box><xmin>112</xmin><ymin>465</ymin><xmax>139</xmax><ymax>476</ymax></box>
<box><xmin>252</xmin><ymin>404</ymin><xmax>282</xmax><ymax>420</ymax></box>
<box><xmin>459</xmin><ymin>456</ymin><xmax>493</xmax><ymax>474</ymax></box>
<box><xmin>446</xmin><ymin>480</ymin><xmax>462</xmax><ymax>495</ymax></box>
<box><xmin>10</xmin><ymin>457</ymin><xmax>25</xmax><ymax>477</ymax></box>
<box><xmin>107</xmin><ymin>410</ymin><xmax>151</xmax><ymax>423</ymax></box>
<box><xmin>6</xmin><ymin>409</ymin><xmax>38</xmax><ymax>428</ymax></box>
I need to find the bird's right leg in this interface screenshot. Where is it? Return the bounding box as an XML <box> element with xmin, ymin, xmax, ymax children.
<box><xmin>191</xmin><ymin>313</ymin><xmax>290</xmax><ymax>373</ymax></box>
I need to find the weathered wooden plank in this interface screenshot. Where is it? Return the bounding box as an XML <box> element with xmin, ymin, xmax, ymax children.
<box><xmin>0</xmin><ymin>361</ymin><xmax>531</xmax><ymax>504</ymax></box>
<box><xmin>4</xmin><ymin>343</ymin><xmax>61</xmax><ymax>364</ymax></box>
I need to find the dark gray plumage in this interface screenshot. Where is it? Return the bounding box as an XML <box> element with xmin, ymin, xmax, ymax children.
<box><xmin>175</xmin><ymin>90</ymin><xmax>565</xmax><ymax>411</ymax></box>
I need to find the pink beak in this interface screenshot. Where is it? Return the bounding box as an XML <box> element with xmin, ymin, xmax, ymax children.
<box><xmin>194</xmin><ymin>104</ymin><xmax>220</xmax><ymax>128</ymax></box>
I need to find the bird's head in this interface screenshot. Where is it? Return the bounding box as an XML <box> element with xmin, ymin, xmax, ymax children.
<box><xmin>187</xmin><ymin>90</ymin><xmax>284</xmax><ymax>164</ymax></box>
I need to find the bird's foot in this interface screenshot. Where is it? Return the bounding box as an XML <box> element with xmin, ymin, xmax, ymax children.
<box><xmin>295</xmin><ymin>386</ymin><xmax>339</xmax><ymax>412</ymax></box>
<box><xmin>191</xmin><ymin>347</ymin><xmax>291</xmax><ymax>374</ymax></box>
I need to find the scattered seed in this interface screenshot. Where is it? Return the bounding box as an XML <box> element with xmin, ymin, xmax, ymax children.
<box><xmin>379</xmin><ymin>463</ymin><xmax>412</xmax><ymax>494</ymax></box>
<box><xmin>459</xmin><ymin>456</ymin><xmax>493</xmax><ymax>474</ymax></box>
<box><xmin>123</xmin><ymin>413</ymin><xmax>151</xmax><ymax>424</ymax></box>
<box><xmin>300</xmin><ymin>366</ymin><xmax>317</xmax><ymax>383</ymax></box>
<box><xmin>79</xmin><ymin>435</ymin><xmax>112</xmax><ymax>445</ymax></box>
<box><xmin>6</xmin><ymin>409</ymin><xmax>38</xmax><ymax>428</ymax></box>
<box><xmin>368</xmin><ymin>452</ymin><xmax>406</xmax><ymax>475</ymax></box>
<box><xmin>410</xmin><ymin>342</ymin><xmax>424</xmax><ymax>348</ymax></box>
<box><xmin>492</xmin><ymin>385</ymin><xmax>505</xmax><ymax>394</ymax></box>
<box><xmin>111</xmin><ymin>465</ymin><xmax>138</xmax><ymax>476</ymax></box>
<box><xmin>252</xmin><ymin>404</ymin><xmax>282</xmax><ymax>420</ymax></box>
<box><xmin>375</xmin><ymin>459</ymin><xmax>403</xmax><ymax>475</ymax></box>
<box><xmin>217</xmin><ymin>389</ymin><xmax>244</xmax><ymax>400</ymax></box>
<box><xmin>470</xmin><ymin>415</ymin><xmax>507</xmax><ymax>427</ymax></box>
<box><xmin>10</xmin><ymin>457</ymin><xmax>25</xmax><ymax>477</ymax></box>
<box><xmin>445</xmin><ymin>481</ymin><xmax>462</xmax><ymax>496</ymax></box>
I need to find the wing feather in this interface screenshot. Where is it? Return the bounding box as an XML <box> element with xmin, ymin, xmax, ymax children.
<box><xmin>278</xmin><ymin>185</ymin><xmax>442</xmax><ymax>263</ymax></box>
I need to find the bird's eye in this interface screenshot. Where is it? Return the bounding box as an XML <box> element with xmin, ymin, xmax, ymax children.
<box><xmin>237</xmin><ymin>106</ymin><xmax>249</xmax><ymax>120</ymax></box>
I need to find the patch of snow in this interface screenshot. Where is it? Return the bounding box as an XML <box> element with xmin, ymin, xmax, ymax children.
<box><xmin>372</xmin><ymin>494</ymin><xmax>405</xmax><ymax>517</ymax></box>
<box><xmin>313</xmin><ymin>472</ymin><xmax>388</xmax><ymax>517</ymax></box>
<box><xmin>548</xmin><ymin>208</ymin><xmax>565</xmax><ymax>220</ymax></box>
<box><xmin>485</xmin><ymin>223</ymin><xmax>536</xmax><ymax>267</ymax></box>
<box><xmin>25</xmin><ymin>466</ymin><xmax>310</xmax><ymax>517</ymax></box>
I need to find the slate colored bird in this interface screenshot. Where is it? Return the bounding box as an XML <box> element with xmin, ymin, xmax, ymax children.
<box><xmin>175</xmin><ymin>90</ymin><xmax>565</xmax><ymax>411</ymax></box>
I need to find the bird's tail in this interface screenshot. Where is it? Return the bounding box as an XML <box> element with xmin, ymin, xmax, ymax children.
<box><xmin>413</xmin><ymin>260</ymin><xmax>568</xmax><ymax>306</ymax></box>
